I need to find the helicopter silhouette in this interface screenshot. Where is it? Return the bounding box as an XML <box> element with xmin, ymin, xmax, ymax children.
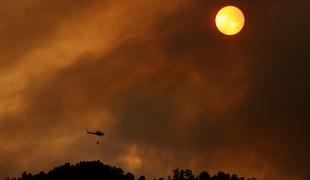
<box><xmin>87</xmin><ymin>129</ymin><xmax>105</xmax><ymax>144</ymax></box>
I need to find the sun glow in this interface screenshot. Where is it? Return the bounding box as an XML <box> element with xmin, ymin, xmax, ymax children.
<box><xmin>215</xmin><ymin>6</ymin><xmax>245</xmax><ymax>35</ymax></box>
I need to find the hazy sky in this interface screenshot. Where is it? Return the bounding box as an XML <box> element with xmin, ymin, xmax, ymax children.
<box><xmin>0</xmin><ymin>0</ymin><xmax>309</xmax><ymax>179</ymax></box>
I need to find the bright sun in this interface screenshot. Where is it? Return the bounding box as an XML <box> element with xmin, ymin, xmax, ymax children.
<box><xmin>215</xmin><ymin>6</ymin><xmax>245</xmax><ymax>36</ymax></box>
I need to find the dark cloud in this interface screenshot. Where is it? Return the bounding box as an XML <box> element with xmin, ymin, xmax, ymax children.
<box><xmin>0</xmin><ymin>0</ymin><xmax>108</xmax><ymax>67</ymax></box>
<box><xmin>0</xmin><ymin>0</ymin><xmax>309</xmax><ymax>179</ymax></box>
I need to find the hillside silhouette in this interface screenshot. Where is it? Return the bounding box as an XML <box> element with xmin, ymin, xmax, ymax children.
<box><xmin>7</xmin><ymin>160</ymin><xmax>257</xmax><ymax>180</ymax></box>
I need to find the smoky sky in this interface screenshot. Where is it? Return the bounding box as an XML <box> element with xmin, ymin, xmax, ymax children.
<box><xmin>0</xmin><ymin>0</ymin><xmax>309</xmax><ymax>179</ymax></box>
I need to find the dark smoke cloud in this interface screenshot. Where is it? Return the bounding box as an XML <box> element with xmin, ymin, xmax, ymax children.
<box><xmin>0</xmin><ymin>0</ymin><xmax>108</xmax><ymax>67</ymax></box>
<box><xmin>0</xmin><ymin>0</ymin><xmax>309</xmax><ymax>179</ymax></box>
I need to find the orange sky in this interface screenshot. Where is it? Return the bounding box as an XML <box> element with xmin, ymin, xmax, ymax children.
<box><xmin>0</xmin><ymin>0</ymin><xmax>309</xmax><ymax>179</ymax></box>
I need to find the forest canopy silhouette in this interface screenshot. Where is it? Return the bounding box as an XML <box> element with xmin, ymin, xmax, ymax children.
<box><xmin>7</xmin><ymin>161</ymin><xmax>257</xmax><ymax>180</ymax></box>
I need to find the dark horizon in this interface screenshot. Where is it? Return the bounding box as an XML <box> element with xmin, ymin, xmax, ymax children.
<box><xmin>0</xmin><ymin>0</ymin><xmax>309</xmax><ymax>179</ymax></box>
<box><xmin>8</xmin><ymin>160</ymin><xmax>257</xmax><ymax>180</ymax></box>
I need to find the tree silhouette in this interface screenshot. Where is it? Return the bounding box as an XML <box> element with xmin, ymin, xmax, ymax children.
<box><xmin>138</xmin><ymin>176</ymin><xmax>146</xmax><ymax>180</ymax></box>
<box><xmin>214</xmin><ymin>171</ymin><xmax>231</xmax><ymax>180</ymax></box>
<box><xmin>8</xmin><ymin>161</ymin><xmax>256</xmax><ymax>180</ymax></box>
<box><xmin>231</xmin><ymin>174</ymin><xmax>239</xmax><ymax>180</ymax></box>
<box><xmin>125</xmin><ymin>172</ymin><xmax>135</xmax><ymax>180</ymax></box>
<box><xmin>199</xmin><ymin>171</ymin><xmax>211</xmax><ymax>180</ymax></box>
<box><xmin>184</xmin><ymin>169</ymin><xmax>194</xmax><ymax>180</ymax></box>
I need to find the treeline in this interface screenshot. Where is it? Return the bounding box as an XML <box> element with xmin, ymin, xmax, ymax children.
<box><xmin>7</xmin><ymin>161</ymin><xmax>134</xmax><ymax>180</ymax></box>
<box><xmin>168</xmin><ymin>169</ymin><xmax>257</xmax><ymax>180</ymax></box>
<box><xmin>7</xmin><ymin>161</ymin><xmax>257</xmax><ymax>180</ymax></box>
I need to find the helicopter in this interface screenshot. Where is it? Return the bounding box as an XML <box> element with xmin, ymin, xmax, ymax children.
<box><xmin>87</xmin><ymin>129</ymin><xmax>105</xmax><ymax>144</ymax></box>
